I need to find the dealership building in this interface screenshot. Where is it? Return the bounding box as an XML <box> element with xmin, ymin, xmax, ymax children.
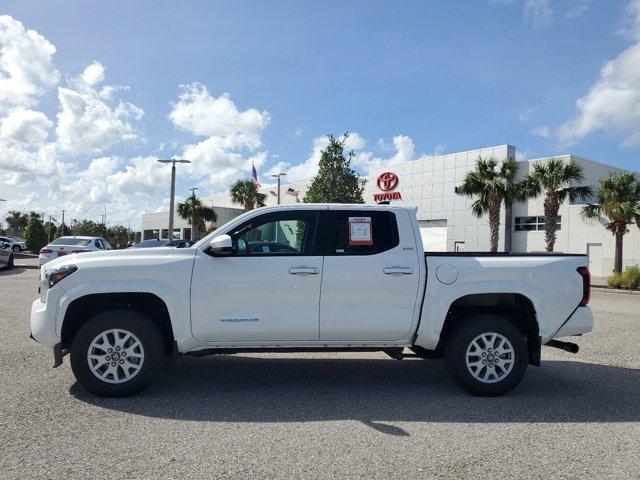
<box><xmin>140</xmin><ymin>144</ymin><xmax>640</xmax><ymax>276</ymax></box>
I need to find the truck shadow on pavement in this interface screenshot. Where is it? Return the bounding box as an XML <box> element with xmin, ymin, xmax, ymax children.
<box><xmin>71</xmin><ymin>355</ymin><xmax>640</xmax><ymax>435</ymax></box>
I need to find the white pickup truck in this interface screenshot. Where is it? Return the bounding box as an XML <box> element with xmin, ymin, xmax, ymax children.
<box><xmin>31</xmin><ymin>204</ymin><xmax>593</xmax><ymax>397</ymax></box>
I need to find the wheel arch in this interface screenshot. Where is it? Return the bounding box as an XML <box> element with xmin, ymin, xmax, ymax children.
<box><xmin>61</xmin><ymin>292</ymin><xmax>175</xmax><ymax>354</ymax></box>
<box><xmin>436</xmin><ymin>293</ymin><xmax>541</xmax><ymax>366</ymax></box>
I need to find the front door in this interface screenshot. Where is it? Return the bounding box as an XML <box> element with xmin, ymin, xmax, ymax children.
<box><xmin>317</xmin><ymin>209</ymin><xmax>422</xmax><ymax>342</ymax></box>
<box><xmin>190</xmin><ymin>210</ymin><xmax>322</xmax><ymax>342</ymax></box>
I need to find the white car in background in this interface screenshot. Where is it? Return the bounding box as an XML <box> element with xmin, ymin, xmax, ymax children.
<box><xmin>39</xmin><ymin>236</ymin><xmax>112</xmax><ymax>266</ymax></box>
<box><xmin>0</xmin><ymin>236</ymin><xmax>26</xmax><ymax>252</ymax></box>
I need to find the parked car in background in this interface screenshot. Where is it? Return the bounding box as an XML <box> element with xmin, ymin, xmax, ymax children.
<box><xmin>0</xmin><ymin>236</ymin><xmax>26</xmax><ymax>252</ymax></box>
<box><xmin>129</xmin><ymin>238</ymin><xmax>189</xmax><ymax>249</ymax></box>
<box><xmin>0</xmin><ymin>241</ymin><xmax>14</xmax><ymax>269</ymax></box>
<box><xmin>39</xmin><ymin>236</ymin><xmax>112</xmax><ymax>266</ymax></box>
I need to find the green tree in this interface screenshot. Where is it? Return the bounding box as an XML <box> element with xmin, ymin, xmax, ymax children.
<box><xmin>106</xmin><ymin>225</ymin><xmax>131</xmax><ymax>247</ymax></box>
<box><xmin>55</xmin><ymin>223</ymin><xmax>71</xmax><ymax>238</ymax></box>
<box><xmin>177</xmin><ymin>192</ymin><xmax>218</xmax><ymax>240</ymax></box>
<box><xmin>457</xmin><ymin>156</ymin><xmax>519</xmax><ymax>252</ymax></box>
<box><xmin>303</xmin><ymin>134</ymin><xmax>365</xmax><ymax>203</ymax></box>
<box><xmin>581</xmin><ymin>172</ymin><xmax>640</xmax><ymax>274</ymax></box>
<box><xmin>230</xmin><ymin>179</ymin><xmax>267</xmax><ymax>212</ymax></box>
<box><xmin>520</xmin><ymin>157</ymin><xmax>593</xmax><ymax>252</ymax></box>
<box><xmin>71</xmin><ymin>219</ymin><xmax>102</xmax><ymax>237</ymax></box>
<box><xmin>24</xmin><ymin>214</ymin><xmax>47</xmax><ymax>252</ymax></box>
<box><xmin>5</xmin><ymin>211</ymin><xmax>27</xmax><ymax>237</ymax></box>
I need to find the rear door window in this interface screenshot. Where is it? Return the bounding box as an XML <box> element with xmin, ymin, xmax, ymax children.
<box><xmin>315</xmin><ymin>210</ymin><xmax>399</xmax><ymax>255</ymax></box>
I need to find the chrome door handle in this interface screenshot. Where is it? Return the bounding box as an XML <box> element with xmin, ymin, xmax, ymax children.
<box><xmin>383</xmin><ymin>266</ymin><xmax>413</xmax><ymax>275</ymax></box>
<box><xmin>289</xmin><ymin>267</ymin><xmax>320</xmax><ymax>275</ymax></box>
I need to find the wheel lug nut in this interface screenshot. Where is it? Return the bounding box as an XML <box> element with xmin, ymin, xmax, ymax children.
<box><xmin>105</xmin><ymin>356</ymin><xmax>110</xmax><ymax>360</ymax></box>
<box><xmin>122</xmin><ymin>352</ymin><xmax>126</xmax><ymax>356</ymax></box>
<box><xmin>482</xmin><ymin>360</ymin><xmax>486</xmax><ymax>364</ymax></box>
<box><xmin>108</xmin><ymin>349</ymin><xmax>113</xmax><ymax>353</ymax></box>
<box><xmin>116</xmin><ymin>347</ymin><xmax>120</xmax><ymax>351</ymax></box>
<box><xmin>111</xmin><ymin>362</ymin><xmax>116</xmax><ymax>367</ymax></box>
<box><xmin>119</xmin><ymin>360</ymin><xmax>124</xmax><ymax>364</ymax></box>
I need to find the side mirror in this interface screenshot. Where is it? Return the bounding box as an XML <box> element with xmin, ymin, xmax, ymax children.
<box><xmin>209</xmin><ymin>234</ymin><xmax>233</xmax><ymax>255</ymax></box>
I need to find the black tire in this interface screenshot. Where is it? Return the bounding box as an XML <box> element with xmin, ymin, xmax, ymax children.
<box><xmin>7</xmin><ymin>254</ymin><xmax>13</xmax><ymax>269</ymax></box>
<box><xmin>70</xmin><ymin>310</ymin><xmax>164</xmax><ymax>397</ymax></box>
<box><xmin>444</xmin><ymin>315</ymin><xmax>528</xmax><ymax>397</ymax></box>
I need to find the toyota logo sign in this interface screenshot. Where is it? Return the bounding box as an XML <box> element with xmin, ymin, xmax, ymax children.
<box><xmin>377</xmin><ymin>172</ymin><xmax>399</xmax><ymax>191</ymax></box>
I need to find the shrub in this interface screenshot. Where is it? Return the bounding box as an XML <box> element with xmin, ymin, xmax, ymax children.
<box><xmin>620</xmin><ymin>265</ymin><xmax>640</xmax><ymax>290</ymax></box>
<box><xmin>24</xmin><ymin>216</ymin><xmax>47</xmax><ymax>252</ymax></box>
<box><xmin>607</xmin><ymin>272</ymin><xmax>623</xmax><ymax>288</ymax></box>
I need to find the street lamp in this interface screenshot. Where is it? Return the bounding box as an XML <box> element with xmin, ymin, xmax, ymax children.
<box><xmin>157</xmin><ymin>158</ymin><xmax>191</xmax><ymax>240</ymax></box>
<box><xmin>270</xmin><ymin>172</ymin><xmax>287</xmax><ymax>205</ymax></box>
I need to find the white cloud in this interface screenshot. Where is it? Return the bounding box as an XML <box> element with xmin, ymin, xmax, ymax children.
<box><xmin>531</xmin><ymin>125</ymin><xmax>551</xmax><ymax>138</ymax></box>
<box><xmin>81</xmin><ymin>61</ymin><xmax>105</xmax><ymax>86</ymax></box>
<box><xmin>168</xmin><ymin>83</ymin><xmax>270</xmax><ymax>139</ymax></box>
<box><xmin>0</xmin><ymin>15</ymin><xmax>59</xmax><ymax>111</ymax></box>
<box><xmin>0</xmin><ymin>107</ymin><xmax>52</xmax><ymax>144</ymax></box>
<box><xmin>555</xmin><ymin>2</ymin><xmax>640</xmax><ymax>146</ymax></box>
<box><xmin>55</xmin><ymin>83</ymin><xmax>142</xmax><ymax>154</ymax></box>
<box><xmin>565</xmin><ymin>1</ymin><xmax>589</xmax><ymax>18</ymax></box>
<box><xmin>293</xmin><ymin>127</ymin><xmax>303</xmax><ymax>139</ymax></box>
<box><xmin>524</xmin><ymin>0</ymin><xmax>554</xmax><ymax>28</ymax></box>
<box><xmin>518</xmin><ymin>106</ymin><xmax>537</xmax><ymax>122</ymax></box>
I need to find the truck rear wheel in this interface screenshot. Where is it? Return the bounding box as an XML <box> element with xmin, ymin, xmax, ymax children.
<box><xmin>70</xmin><ymin>310</ymin><xmax>164</xmax><ymax>397</ymax></box>
<box><xmin>444</xmin><ymin>315</ymin><xmax>528</xmax><ymax>396</ymax></box>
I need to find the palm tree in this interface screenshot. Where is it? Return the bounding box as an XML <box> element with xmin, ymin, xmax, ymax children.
<box><xmin>177</xmin><ymin>193</ymin><xmax>217</xmax><ymax>240</ymax></box>
<box><xmin>5</xmin><ymin>211</ymin><xmax>27</xmax><ymax>237</ymax></box>
<box><xmin>457</xmin><ymin>156</ymin><xmax>519</xmax><ymax>252</ymax></box>
<box><xmin>230</xmin><ymin>179</ymin><xmax>267</xmax><ymax>212</ymax></box>
<box><xmin>581</xmin><ymin>172</ymin><xmax>640</xmax><ymax>274</ymax></box>
<box><xmin>520</xmin><ymin>157</ymin><xmax>593</xmax><ymax>252</ymax></box>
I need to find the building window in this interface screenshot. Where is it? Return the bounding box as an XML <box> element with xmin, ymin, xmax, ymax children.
<box><xmin>514</xmin><ymin>216</ymin><xmax>561</xmax><ymax>232</ymax></box>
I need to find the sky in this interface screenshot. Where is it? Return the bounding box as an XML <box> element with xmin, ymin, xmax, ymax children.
<box><xmin>1</xmin><ymin>0</ymin><xmax>639</xmax><ymax>228</ymax></box>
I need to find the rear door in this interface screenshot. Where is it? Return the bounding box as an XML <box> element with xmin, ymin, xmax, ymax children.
<box><xmin>316</xmin><ymin>208</ymin><xmax>422</xmax><ymax>342</ymax></box>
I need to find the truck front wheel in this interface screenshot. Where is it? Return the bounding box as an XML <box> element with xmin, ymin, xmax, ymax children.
<box><xmin>70</xmin><ymin>310</ymin><xmax>164</xmax><ymax>397</ymax></box>
<box><xmin>444</xmin><ymin>315</ymin><xmax>528</xmax><ymax>396</ymax></box>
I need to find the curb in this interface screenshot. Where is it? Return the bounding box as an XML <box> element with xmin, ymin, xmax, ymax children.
<box><xmin>592</xmin><ymin>286</ymin><xmax>640</xmax><ymax>296</ymax></box>
<box><xmin>15</xmin><ymin>264</ymin><xmax>40</xmax><ymax>270</ymax></box>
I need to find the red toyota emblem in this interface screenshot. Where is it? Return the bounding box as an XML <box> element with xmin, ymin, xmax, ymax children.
<box><xmin>377</xmin><ymin>172</ymin><xmax>399</xmax><ymax>191</ymax></box>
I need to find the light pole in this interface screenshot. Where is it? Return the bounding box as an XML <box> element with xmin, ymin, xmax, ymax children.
<box><xmin>157</xmin><ymin>158</ymin><xmax>191</xmax><ymax>240</ymax></box>
<box><xmin>61</xmin><ymin>209</ymin><xmax>65</xmax><ymax>237</ymax></box>
<box><xmin>270</xmin><ymin>172</ymin><xmax>287</xmax><ymax>205</ymax></box>
<box><xmin>188</xmin><ymin>187</ymin><xmax>198</xmax><ymax>241</ymax></box>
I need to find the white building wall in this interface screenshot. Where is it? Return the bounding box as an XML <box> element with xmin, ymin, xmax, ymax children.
<box><xmin>364</xmin><ymin>145</ymin><xmax>516</xmax><ymax>252</ymax></box>
<box><xmin>512</xmin><ymin>155</ymin><xmax>640</xmax><ymax>276</ymax></box>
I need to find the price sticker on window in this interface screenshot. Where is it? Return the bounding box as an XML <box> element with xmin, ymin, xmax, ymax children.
<box><xmin>348</xmin><ymin>216</ymin><xmax>373</xmax><ymax>245</ymax></box>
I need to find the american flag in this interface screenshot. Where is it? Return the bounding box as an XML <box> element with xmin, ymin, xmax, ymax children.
<box><xmin>285</xmin><ymin>187</ymin><xmax>299</xmax><ymax>198</ymax></box>
<box><xmin>269</xmin><ymin>190</ymin><xmax>277</xmax><ymax>197</ymax></box>
<box><xmin>252</xmin><ymin>163</ymin><xmax>261</xmax><ymax>186</ymax></box>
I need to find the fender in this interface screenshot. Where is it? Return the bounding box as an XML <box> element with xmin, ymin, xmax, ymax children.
<box><xmin>55</xmin><ymin>279</ymin><xmax>192</xmax><ymax>345</ymax></box>
<box><xmin>414</xmin><ymin>255</ymin><xmax>585</xmax><ymax>349</ymax></box>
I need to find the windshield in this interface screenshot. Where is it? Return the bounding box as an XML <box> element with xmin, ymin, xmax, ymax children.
<box><xmin>50</xmin><ymin>237</ymin><xmax>92</xmax><ymax>246</ymax></box>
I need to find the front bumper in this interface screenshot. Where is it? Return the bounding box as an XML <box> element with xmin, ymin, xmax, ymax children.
<box><xmin>554</xmin><ymin>306</ymin><xmax>594</xmax><ymax>338</ymax></box>
<box><xmin>30</xmin><ymin>298</ymin><xmax>60</xmax><ymax>347</ymax></box>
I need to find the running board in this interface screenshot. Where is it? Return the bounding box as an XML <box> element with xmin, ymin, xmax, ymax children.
<box><xmin>545</xmin><ymin>339</ymin><xmax>579</xmax><ymax>354</ymax></box>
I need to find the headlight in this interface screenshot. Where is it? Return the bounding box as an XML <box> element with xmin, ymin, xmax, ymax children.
<box><xmin>46</xmin><ymin>265</ymin><xmax>78</xmax><ymax>289</ymax></box>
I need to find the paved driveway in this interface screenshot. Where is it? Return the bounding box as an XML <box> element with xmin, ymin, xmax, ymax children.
<box><xmin>1</xmin><ymin>268</ymin><xmax>638</xmax><ymax>479</ymax></box>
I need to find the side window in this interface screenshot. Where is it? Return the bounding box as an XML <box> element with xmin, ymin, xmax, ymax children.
<box><xmin>95</xmin><ymin>239</ymin><xmax>104</xmax><ymax>249</ymax></box>
<box><xmin>317</xmin><ymin>210</ymin><xmax>399</xmax><ymax>256</ymax></box>
<box><xmin>227</xmin><ymin>211</ymin><xmax>316</xmax><ymax>256</ymax></box>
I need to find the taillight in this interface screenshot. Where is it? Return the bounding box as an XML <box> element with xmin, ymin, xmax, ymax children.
<box><xmin>57</xmin><ymin>251</ymin><xmax>68</xmax><ymax>257</ymax></box>
<box><xmin>577</xmin><ymin>266</ymin><xmax>590</xmax><ymax>306</ymax></box>
<box><xmin>40</xmin><ymin>248</ymin><xmax>52</xmax><ymax>254</ymax></box>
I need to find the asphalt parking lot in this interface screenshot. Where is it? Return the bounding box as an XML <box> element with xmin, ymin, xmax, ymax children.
<box><xmin>1</xmin><ymin>268</ymin><xmax>638</xmax><ymax>480</ymax></box>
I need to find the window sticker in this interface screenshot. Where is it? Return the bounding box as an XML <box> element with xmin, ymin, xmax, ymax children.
<box><xmin>348</xmin><ymin>216</ymin><xmax>373</xmax><ymax>245</ymax></box>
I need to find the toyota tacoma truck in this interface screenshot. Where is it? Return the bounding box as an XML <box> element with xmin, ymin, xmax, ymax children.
<box><xmin>30</xmin><ymin>204</ymin><xmax>593</xmax><ymax>397</ymax></box>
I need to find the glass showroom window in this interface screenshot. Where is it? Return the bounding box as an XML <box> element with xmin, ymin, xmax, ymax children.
<box><xmin>514</xmin><ymin>216</ymin><xmax>561</xmax><ymax>231</ymax></box>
